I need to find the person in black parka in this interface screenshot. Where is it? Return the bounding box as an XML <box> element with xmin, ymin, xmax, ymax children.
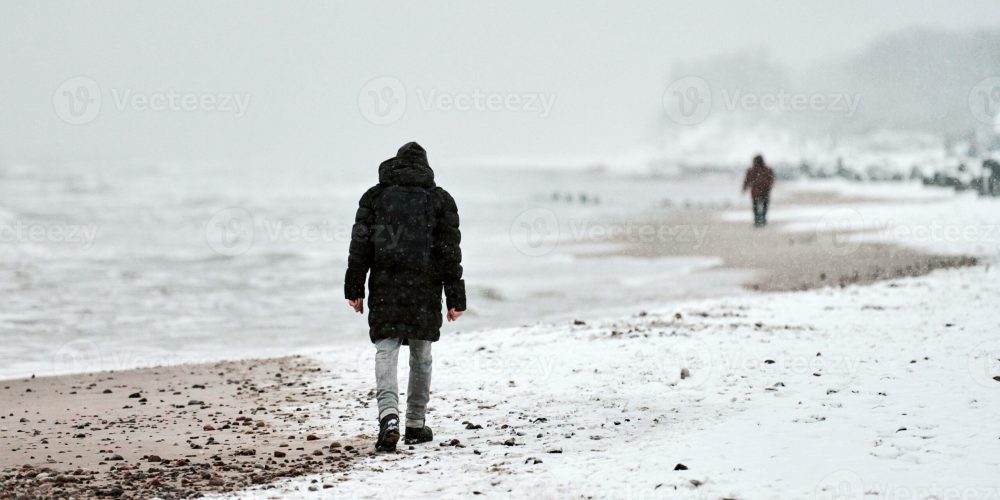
<box><xmin>344</xmin><ymin>142</ymin><xmax>466</xmax><ymax>451</ymax></box>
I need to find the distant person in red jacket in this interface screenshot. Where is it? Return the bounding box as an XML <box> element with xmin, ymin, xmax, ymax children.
<box><xmin>742</xmin><ymin>154</ymin><xmax>775</xmax><ymax>227</ymax></box>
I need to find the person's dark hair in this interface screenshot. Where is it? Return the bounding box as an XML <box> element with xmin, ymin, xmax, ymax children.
<box><xmin>753</xmin><ymin>154</ymin><xmax>765</xmax><ymax>168</ymax></box>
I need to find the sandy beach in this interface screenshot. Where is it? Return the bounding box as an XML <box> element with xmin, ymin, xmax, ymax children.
<box><xmin>1</xmin><ymin>357</ymin><xmax>366</xmax><ymax>498</ymax></box>
<box><xmin>6</xmin><ymin>4</ymin><xmax>1000</xmax><ymax>497</ymax></box>
<box><xmin>2</xmin><ymin>185</ymin><xmax>989</xmax><ymax>498</ymax></box>
<box><xmin>590</xmin><ymin>189</ymin><xmax>978</xmax><ymax>291</ymax></box>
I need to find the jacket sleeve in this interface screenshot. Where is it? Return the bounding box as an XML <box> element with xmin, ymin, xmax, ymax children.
<box><xmin>433</xmin><ymin>188</ymin><xmax>466</xmax><ymax>311</ymax></box>
<box><xmin>742</xmin><ymin>169</ymin><xmax>751</xmax><ymax>192</ymax></box>
<box><xmin>344</xmin><ymin>186</ymin><xmax>380</xmax><ymax>299</ymax></box>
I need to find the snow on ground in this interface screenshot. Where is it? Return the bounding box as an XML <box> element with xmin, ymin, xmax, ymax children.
<box><xmin>218</xmin><ymin>181</ymin><xmax>1000</xmax><ymax>499</ymax></box>
<box><xmin>787</xmin><ymin>178</ymin><xmax>954</xmax><ymax>201</ymax></box>
<box><xmin>222</xmin><ymin>265</ymin><xmax>1000</xmax><ymax>500</ymax></box>
<box><xmin>725</xmin><ymin>181</ymin><xmax>1000</xmax><ymax>257</ymax></box>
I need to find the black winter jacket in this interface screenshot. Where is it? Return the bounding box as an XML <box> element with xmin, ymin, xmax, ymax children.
<box><xmin>344</xmin><ymin>142</ymin><xmax>466</xmax><ymax>343</ymax></box>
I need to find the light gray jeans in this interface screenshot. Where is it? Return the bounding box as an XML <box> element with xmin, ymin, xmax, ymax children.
<box><xmin>375</xmin><ymin>337</ymin><xmax>432</xmax><ymax>429</ymax></box>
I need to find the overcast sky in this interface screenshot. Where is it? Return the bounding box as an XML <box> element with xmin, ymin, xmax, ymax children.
<box><xmin>3</xmin><ymin>0</ymin><xmax>1000</xmax><ymax>170</ymax></box>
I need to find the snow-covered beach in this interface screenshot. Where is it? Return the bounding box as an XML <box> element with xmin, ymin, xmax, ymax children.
<box><xmin>234</xmin><ymin>266</ymin><xmax>1000</xmax><ymax>499</ymax></box>
<box><xmin>219</xmin><ymin>180</ymin><xmax>1000</xmax><ymax>499</ymax></box>
<box><xmin>4</xmin><ymin>171</ymin><xmax>999</xmax><ymax>498</ymax></box>
<box><xmin>5</xmin><ymin>3</ymin><xmax>1000</xmax><ymax>498</ymax></box>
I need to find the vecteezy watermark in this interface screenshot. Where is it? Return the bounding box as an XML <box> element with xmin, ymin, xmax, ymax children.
<box><xmin>967</xmin><ymin>340</ymin><xmax>1000</xmax><ymax>388</ymax></box>
<box><xmin>661</xmin><ymin>338</ymin><xmax>714</xmax><ymax>387</ymax></box>
<box><xmin>968</xmin><ymin>76</ymin><xmax>1000</xmax><ymax>126</ymax></box>
<box><xmin>510</xmin><ymin>208</ymin><xmax>560</xmax><ymax>256</ymax></box>
<box><xmin>358</xmin><ymin>76</ymin><xmax>408</xmax><ymax>125</ymax></box>
<box><xmin>509</xmin><ymin>208</ymin><xmax>711</xmax><ymax>257</ymax></box>
<box><xmin>718</xmin><ymin>88</ymin><xmax>860</xmax><ymax>117</ymax></box>
<box><xmin>204</xmin><ymin>207</ymin><xmax>404</xmax><ymax>257</ymax></box>
<box><xmin>0</xmin><ymin>220</ymin><xmax>101</xmax><ymax>248</ymax></box>
<box><xmin>205</xmin><ymin>207</ymin><xmax>256</xmax><ymax>257</ymax></box>
<box><xmin>565</xmin><ymin>220</ymin><xmax>710</xmax><ymax>248</ymax></box>
<box><xmin>52</xmin><ymin>338</ymin><xmax>105</xmax><ymax>375</ymax></box>
<box><xmin>514</xmin><ymin>478</ymin><xmax>713</xmax><ymax>500</ymax></box>
<box><xmin>53</xmin><ymin>76</ymin><xmax>103</xmax><ymax>125</ymax></box>
<box><xmin>52</xmin><ymin>76</ymin><xmax>252</xmax><ymax>125</ymax></box>
<box><xmin>815</xmin><ymin>208</ymin><xmax>867</xmax><ymax>257</ymax></box>
<box><xmin>349</xmin><ymin>343</ymin><xmax>559</xmax><ymax>381</ymax></box>
<box><xmin>108</xmin><ymin>88</ymin><xmax>251</xmax><ymax>117</ymax></box>
<box><xmin>815</xmin><ymin>469</ymin><xmax>1000</xmax><ymax>500</ymax></box>
<box><xmin>814</xmin><ymin>470</ymin><xmax>865</xmax><ymax>500</ymax></box>
<box><xmin>415</xmin><ymin>88</ymin><xmax>556</xmax><ymax>117</ymax></box>
<box><xmin>357</xmin><ymin>75</ymin><xmax>557</xmax><ymax>125</ymax></box>
<box><xmin>815</xmin><ymin>208</ymin><xmax>1000</xmax><ymax>257</ymax></box>
<box><xmin>662</xmin><ymin>76</ymin><xmax>861</xmax><ymax>126</ymax></box>
<box><xmin>51</xmin><ymin>338</ymin><xmax>218</xmax><ymax>376</ymax></box>
<box><xmin>653</xmin><ymin>337</ymin><xmax>862</xmax><ymax>389</ymax></box>
<box><xmin>662</xmin><ymin>76</ymin><xmax>713</xmax><ymax>126</ymax></box>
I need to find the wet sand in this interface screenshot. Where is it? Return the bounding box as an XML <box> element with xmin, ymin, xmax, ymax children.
<box><xmin>0</xmin><ymin>189</ymin><xmax>981</xmax><ymax>499</ymax></box>
<box><xmin>590</xmin><ymin>191</ymin><xmax>978</xmax><ymax>292</ymax></box>
<box><xmin>0</xmin><ymin>357</ymin><xmax>364</xmax><ymax>499</ymax></box>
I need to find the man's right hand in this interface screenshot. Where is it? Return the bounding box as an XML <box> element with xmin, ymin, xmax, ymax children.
<box><xmin>347</xmin><ymin>298</ymin><xmax>364</xmax><ymax>314</ymax></box>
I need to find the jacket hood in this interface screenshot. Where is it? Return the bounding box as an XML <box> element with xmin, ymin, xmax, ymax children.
<box><xmin>378</xmin><ymin>142</ymin><xmax>435</xmax><ymax>187</ymax></box>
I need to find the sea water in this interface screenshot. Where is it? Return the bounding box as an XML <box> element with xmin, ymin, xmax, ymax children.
<box><xmin>0</xmin><ymin>161</ymin><xmax>746</xmax><ymax>378</ymax></box>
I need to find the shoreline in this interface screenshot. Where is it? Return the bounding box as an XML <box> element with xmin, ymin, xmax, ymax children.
<box><xmin>587</xmin><ymin>189</ymin><xmax>978</xmax><ymax>292</ymax></box>
<box><xmin>1</xmin><ymin>185</ymin><xmax>992</xmax><ymax>498</ymax></box>
<box><xmin>8</xmin><ymin>264</ymin><xmax>996</xmax><ymax>498</ymax></box>
<box><xmin>228</xmin><ymin>264</ymin><xmax>1000</xmax><ymax>498</ymax></box>
<box><xmin>1</xmin><ymin>356</ymin><xmax>364</xmax><ymax>498</ymax></box>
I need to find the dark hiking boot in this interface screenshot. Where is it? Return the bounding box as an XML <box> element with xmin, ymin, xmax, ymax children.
<box><xmin>404</xmin><ymin>426</ymin><xmax>433</xmax><ymax>445</ymax></box>
<box><xmin>375</xmin><ymin>414</ymin><xmax>400</xmax><ymax>452</ymax></box>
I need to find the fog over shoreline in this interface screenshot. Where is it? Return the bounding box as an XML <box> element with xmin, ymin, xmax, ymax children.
<box><xmin>2</xmin><ymin>2</ymin><xmax>1000</xmax><ymax>170</ymax></box>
